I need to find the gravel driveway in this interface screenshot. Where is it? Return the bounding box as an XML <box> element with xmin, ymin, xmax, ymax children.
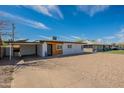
<box><xmin>11</xmin><ymin>53</ymin><xmax>124</xmax><ymax>88</ymax></box>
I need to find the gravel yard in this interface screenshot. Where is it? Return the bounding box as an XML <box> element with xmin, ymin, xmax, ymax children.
<box><xmin>1</xmin><ymin>53</ymin><xmax>124</xmax><ymax>88</ymax></box>
<box><xmin>0</xmin><ymin>59</ymin><xmax>14</xmax><ymax>88</ymax></box>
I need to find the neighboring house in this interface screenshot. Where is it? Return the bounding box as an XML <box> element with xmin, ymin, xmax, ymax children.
<box><xmin>4</xmin><ymin>40</ymin><xmax>85</xmax><ymax>58</ymax></box>
<box><xmin>111</xmin><ymin>43</ymin><xmax>119</xmax><ymax>50</ymax></box>
<box><xmin>111</xmin><ymin>43</ymin><xmax>124</xmax><ymax>50</ymax></box>
<box><xmin>83</xmin><ymin>44</ymin><xmax>112</xmax><ymax>53</ymax></box>
<box><xmin>82</xmin><ymin>39</ymin><xmax>112</xmax><ymax>53</ymax></box>
<box><xmin>116</xmin><ymin>43</ymin><xmax>124</xmax><ymax>50</ymax></box>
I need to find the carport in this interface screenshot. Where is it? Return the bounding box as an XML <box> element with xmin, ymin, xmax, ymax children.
<box><xmin>4</xmin><ymin>42</ymin><xmax>43</xmax><ymax>60</ymax></box>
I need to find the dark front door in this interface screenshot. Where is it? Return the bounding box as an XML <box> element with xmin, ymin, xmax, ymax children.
<box><xmin>47</xmin><ymin>44</ymin><xmax>52</xmax><ymax>56</ymax></box>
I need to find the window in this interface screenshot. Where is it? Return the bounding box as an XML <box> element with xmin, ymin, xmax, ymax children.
<box><xmin>84</xmin><ymin>45</ymin><xmax>93</xmax><ymax>48</ymax></box>
<box><xmin>56</xmin><ymin>44</ymin><xmax>62</xmax><ymax>50</ymax></box>
<box><xmin>67</xmin><ymin>45</ymin><xmax>72</xmax><ymax>48</ymax></box>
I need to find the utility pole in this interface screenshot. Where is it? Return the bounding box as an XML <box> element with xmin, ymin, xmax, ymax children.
<box><xmin>0</xmin><ymin>21</ymin><xmax>16</xmax><ymax>60</ymax></box>
<box><xmin>0</xmin><ymin>22</ymin><xmax>15</xmax><ymax>42</ymax></box>
<box><xmin>12</xmin><ymin>23</ymin><xmax>15</xmax><ymax>42</ymax></box>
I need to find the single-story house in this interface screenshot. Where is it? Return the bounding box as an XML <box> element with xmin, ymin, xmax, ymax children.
<box><xmin>111</xmin><ymin>43</ymin><xmax>124</xmax><ymax>50</ymax></box>
<box><xmin>1</xmin><ymin>40</ymin><xmax>113</xmax><ymax>60</ymax></box>
<box><xmin>3</xmin><ymin>40</ymin><xmax>85</xmax><ymax>59</ymax></box>
<box><xmin>39</xmin><ymin>40</ymin><xmax>85</xmax><ymax>56</ymax></box>
<box><xmin>116</xmin><ymin>43</ymin><xmax>124</xmax><ymax>50</ymax></box>
<box><xmin>83</xmin><ymin>44</ymin><xmax>112</xmax><ymax>53</ymax></box>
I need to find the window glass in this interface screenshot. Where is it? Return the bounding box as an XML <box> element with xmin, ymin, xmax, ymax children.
<box><xmin>67</xmin><ymin>45</ymin><xmax>72</xmax><ymax>48</ymax></box>
<box><xmin>57</xmin><ymin>44</ymin><xmax>62</xmax><ymax>50</ymax></box>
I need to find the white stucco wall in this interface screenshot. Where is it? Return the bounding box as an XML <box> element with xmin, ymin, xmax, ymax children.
<box><xmin>37</xmin><ymin>44</ymin><xmax>42</xmax><ymax>57</ymax></box>
<box><xmin>63</xmin><ymin>43</ymin><xmax>83</xmax><ymax>55</ymax></box>
<box><xmin>42</xmin><ymin>42</ymin><xmax>47</xmax><ymax>57</ymax></box>
<box><xmin>83</xmin><ymin>48</ymin><xmax>94</xmax><ymax>53</ymax></box>
<box><xmin>20</xmin><ymin>45</ymin><xmax>36</xmax><ymax>56</ymax></box>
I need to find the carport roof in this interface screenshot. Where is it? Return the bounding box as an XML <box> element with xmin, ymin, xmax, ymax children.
<box><xmin>5</xmin><ymin>42</ymin><xmax>42</xmax><ymax>45</ymax></box>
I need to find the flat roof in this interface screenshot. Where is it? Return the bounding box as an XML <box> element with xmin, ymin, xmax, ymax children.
<box><xmin>5</xmin><ymin>40</ymin><xmax>112</xmax><ymax>45</ymax></box>
<box><xmin>5</xmin><ymin>40</ymin><xmax>86</xmax><ymax>45</ymax></box>
<box><xmin>11</xmin><ymin>42</ymin><xmax>42</xmax><ymax>45</ymax></box>
<box><xmin>4</xmin><ymin>41</ymin><xmax>42</xmax><ymax>45</ymax></box>
<box><xmin>39</xmin><ymin>40</ymin><xmax>86</xmax><ymax>44</ymax></box>
<box><xmin>83</xmin><ymin>44</ymin><xmax>112</xmax><ymax>46</ymax></box>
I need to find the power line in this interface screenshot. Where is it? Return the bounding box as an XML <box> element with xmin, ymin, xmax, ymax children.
<box><xmin>0</xmin><ymin>23</ymin><xmax>16</xmax><ymax>42</ymax></box>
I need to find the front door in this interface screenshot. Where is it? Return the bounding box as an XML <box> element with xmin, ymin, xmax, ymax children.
<box><xmin>47</xmin><ymin>44</ymin><xmax>52</xmax><ymax>56</ymax></box>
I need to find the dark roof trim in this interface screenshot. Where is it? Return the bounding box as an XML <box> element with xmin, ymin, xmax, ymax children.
<box><xmin>5</xmin><ymin>40</ymin><xmax>86</xmax><ymax>44</ymax></box>
<box><xmin>39</xmin><ymin>40</ymin><xmax>86</xmax><ymax>44</ymax></box>
<box><xmin>9</xmin><ymin>42</ymin><xmax>42</xmax><ymax>45</ymax></box>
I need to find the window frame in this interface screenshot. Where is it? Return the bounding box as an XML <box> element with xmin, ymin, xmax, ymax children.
<box><xmin>67</xmin><ymin>45</ymin><xmax>72</xmax><ymax>49</ymax></box>
<box><xmin>56</xmin><ymin>44</ymin><xmax>63</xmax><ymax>50</ymax></box>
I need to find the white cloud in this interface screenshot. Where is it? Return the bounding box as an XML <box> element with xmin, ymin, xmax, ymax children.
<box><xmin>116</xmin><ymin>33</ymin><xmax>124</xmax><ymax>38</ymax></box>
<box><xmin>24</xmin><ymin>5</ymin><xmax>52</xmax><ymax>17</ymax></box>
<box><xmin>77</xmin><ymin>5</ymin><xmax>110</xmax><ymax>17</ymax></box>
<box><xmin>96</xmin><ymin>38</ymin><xmax>103</xmax><ymax>43</ymax></box>
<box><xmin>39</xmin><ymin>35</ymin><xmax>51</xmax><ymax>40</ymax></box>
<box><xmin>103</xmin><ymin>36</ymin><xmax>115</xmax><ymax>40</ymax></box>
<box><xmin>59</xmin><ymin>36</ymin><xmax>74</xmax><ymax>41</ymax></box>
<box><xmin>115</xmin><ymin>28</ymin><xmax>124</xmax><ymax>42</ymax></box>
<box><xmin>120</xmin><ymin>28</ymin><xmax>124</xmax><ymax>33</ymax></box>
<box><xmin>71</xmin><ymin>35</ymin><xmax>81</xmax><ymax>40</ymax></box>
<box><xmin>115</xmin><ymin>28</ymin><xmax>124</xmax><ymax>38</ymax></box>
<box><xmin>103</xmin><ymin>36</ymin><xmax>116</xmax><ymax>44</ymax></box>
<box><xmin>0</xmin><ymin>11</ymin><xmax>49</xmax><ymax>30</ymax></box>
<box><xmin>103</xmin><ymin>28</ymin><xmax>124</xmax><ymax>43</ymax></box>
<box><xmin>23</xmin><ymin>5</ymin><xmax>63</xmax><ymax>19</ymax></box>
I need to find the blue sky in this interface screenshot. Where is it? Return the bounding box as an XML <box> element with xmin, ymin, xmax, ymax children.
<box><xmin>0</xmin><ymin>5</ymin><xmax>124</xmax><ymax>43</ymax></box>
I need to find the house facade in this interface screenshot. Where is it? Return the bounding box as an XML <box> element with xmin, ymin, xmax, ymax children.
<box><xmin>1</xmin><ymin>40</ymin><xmax>113</xmax><ymax>60</ymax></box>
<box><xmin>4</xmin><ymin>40</ymin><xmax>84</xmax><ymax>58</ymax></box>
<box><xmin>116</xmin><ymin>43</ymin><xmax>124</xmax><ymax>50</ymax></box>
<box><xmin>111</xmin><ymin>43</ymin><xmax>124</xmax><ymax>50</ymax></box>
<box><xmin>39</xmin><ymin>40</ymin><xmax>84</xmax><ymax>57</ymax></box>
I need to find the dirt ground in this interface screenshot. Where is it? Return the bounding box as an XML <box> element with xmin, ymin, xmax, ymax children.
<box><xmin>0</xmin><ymin>59</ymin><xmax>15</xmax><ymax>88</ymax></box>
<box><xmin>9</xmin><ymin>53</ymin><xmax>124</xmax><ymax>87</ymax></box>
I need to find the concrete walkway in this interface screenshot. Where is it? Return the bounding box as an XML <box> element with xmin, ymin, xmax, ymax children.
<box><xmin>11</xmin><ymin>53</ymin><xmax>124</xmax><ymax>88</ymax></box>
